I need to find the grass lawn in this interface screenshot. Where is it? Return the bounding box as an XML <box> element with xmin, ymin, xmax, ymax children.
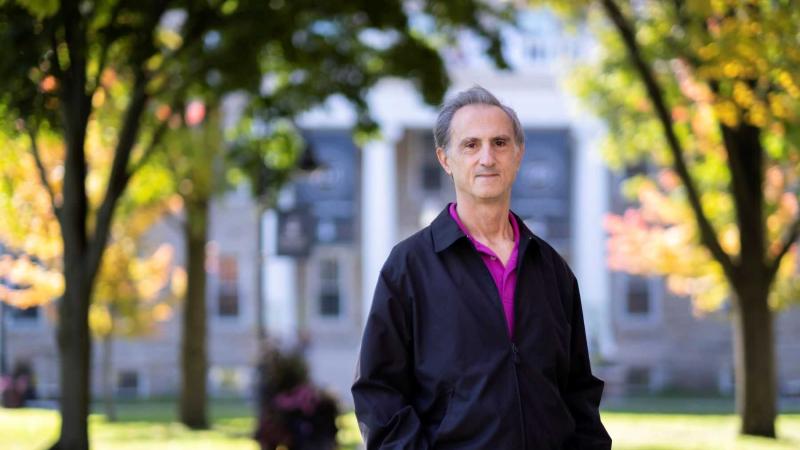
<box><xmin>599</xmin><ymin>395</ymin><xmax>800</xmax><ymax>450</ymax></box>
<box><xmin>1</xmin><ymin>396</ymin><xmax>799</xmax><ymax>449</ymax></box>
<box><xmin>0</xmin><ymin>399</ymin><xmax>362</xmax><ymax>450</ymax></box>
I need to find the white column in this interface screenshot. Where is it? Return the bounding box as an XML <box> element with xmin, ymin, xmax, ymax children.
<box><xmin>263</xmin><ymin>208</ymin><xmax>298</xmax><ymax>345</ymax></box>
<box><xmin>360</xmin><ymin>126</ymin><xmax>400</xmax><ymax>329</ymax></box>
<box><xmin>573</xmin><ymin>121</ymin><xmax>617</xmax><ymax>358</ymax></box>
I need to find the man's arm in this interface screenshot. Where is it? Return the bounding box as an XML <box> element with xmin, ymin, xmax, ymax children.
<box><xmin>564</xmin><ymin>276</ymin><xmax>613</xmax><ymax>449</ymax></box>
<box><xmin>352</xmin><ymin>268</ymin><xmax>428</xmax><ymax>449</ymax></box>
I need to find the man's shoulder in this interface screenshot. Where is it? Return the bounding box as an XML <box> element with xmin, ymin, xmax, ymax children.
<box><xmin>376</xmin><ymin>225</ymin><xmax>436</xmax><ymax>292</ymax></box>
<box><xmin>385</xmin><ymin>225</ymin><xmax>435</xmax><ymax>267</ymax></box>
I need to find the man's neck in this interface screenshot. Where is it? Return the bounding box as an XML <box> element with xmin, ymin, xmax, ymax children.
<box><xmin>454</xmin><ymin>195</ymin><xmax>513</xmax><ymax>245</ymax></box>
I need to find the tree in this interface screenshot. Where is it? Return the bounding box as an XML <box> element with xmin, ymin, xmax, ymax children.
<box><xmin>0</xmin><ymin>1</ymin><xmax>509</xmax><ymax>447</ymax></box>
<box><xmin>168</xmin><ymin>105</ymin><xmax>219</xmax><ymax>430</ymax></box>
<box><xmin>0</xmin><ymin>69</ymin><xmax>183</xmax><ymax>422</ymax></box>
<box><xmin>156</xmin><ymin>105</ymin><xmax>303</xmax><ymax>428</ymax></box>
<box><xmin>543</xmin><ymin>0</ymin><xmax>800</xmax><ymax>438</ymax></box>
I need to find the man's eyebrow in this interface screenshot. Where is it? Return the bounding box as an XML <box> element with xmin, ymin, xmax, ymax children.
<box><xmin>458</xmin><ymin>137</ymin><xmax>479</xmax><ymax>146</ymax></box>
<box><xmin>492</xmin><ymin>135</ymin><xmax>511</xmax><ymax>141</ymax></box>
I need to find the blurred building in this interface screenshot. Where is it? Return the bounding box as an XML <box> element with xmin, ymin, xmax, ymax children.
<box><xmin>3</xmin><ymin>9</ymin><xmax>800</xmax><ymax>407</ymax></box>
<box><xmin>1</xmin><ymin>187</ymin><xmax>263</xmax><ymax>400</ymax></box>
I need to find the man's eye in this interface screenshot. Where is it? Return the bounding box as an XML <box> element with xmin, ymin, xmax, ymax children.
<box><xmin>495</xmin><ymin>139</ymin><xmax>506</xmax><ymax>147</ymax></box>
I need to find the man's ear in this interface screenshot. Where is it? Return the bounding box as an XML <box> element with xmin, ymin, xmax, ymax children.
<box><xmin>436</xmin><ymin>147</ymin><xmax>451</xmax><ymax>175</ymax></box>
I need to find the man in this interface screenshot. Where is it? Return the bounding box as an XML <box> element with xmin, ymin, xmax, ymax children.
<box><xmin>352</xmin><ymin>86</ymin><xmax>612</xmax><ymax>449</ymax></box>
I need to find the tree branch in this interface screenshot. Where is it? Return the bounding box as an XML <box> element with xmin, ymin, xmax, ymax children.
<box><xmin>26</xmin><ymin>126</ymin><xmax>61</xmax><ymax>218</ymax></box>
<box><xmin>600</xmin><ymin>0</ymin><xmax>738</xmax><ymax>281</ymax></box>
<box><xmin>127</xmin><ymin>117</ymin><xmax>169</xmax><ymax>175</ymax></box>
<box><xmin>86</xmin><ymin>71</ymin><xmax>150</xmax><ymax>281</ymax></box>
<box><xmin>719</xmin><ymin>123</ymin><xmax>766</xmax><ymax>277</ymax></box>
<box><xmin>767</xmin><ymin>214</ymin><xmax>800</xmax><ymax>284</ymax></box>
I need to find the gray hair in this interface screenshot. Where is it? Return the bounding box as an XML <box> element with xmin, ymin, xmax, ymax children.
<box><xmin>433</xmin><ymin>86</ymin><xmax>525</xmax><ymax>151</ymax></box>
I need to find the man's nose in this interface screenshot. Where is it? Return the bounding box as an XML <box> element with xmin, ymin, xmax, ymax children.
<box><xmin>478</xmin><ymin>143</ymin><xmax>496</xmax><ymax>166</ymax></box>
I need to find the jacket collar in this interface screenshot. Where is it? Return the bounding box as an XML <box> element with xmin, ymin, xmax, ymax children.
<box><xmin>431</xmin><ymin>206</ymin><xmax>466</xmax><ymax>253</ymax></box>
<box><xmin>431</xmin><ymin>205</ymin><xmax>538</xmax><ymax>256</ymax></box>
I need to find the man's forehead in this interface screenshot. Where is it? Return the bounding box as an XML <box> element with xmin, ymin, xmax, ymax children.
<box><xmin>450</xmin><ymin>104</ymin><xmax>514</xmax><ymax>135</ymax></box>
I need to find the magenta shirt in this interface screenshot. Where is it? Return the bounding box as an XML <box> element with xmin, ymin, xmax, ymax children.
<box><xmin>449</xmin><ymin>203</ymin><xmax>520</xmax><ymax>338</ymax></box>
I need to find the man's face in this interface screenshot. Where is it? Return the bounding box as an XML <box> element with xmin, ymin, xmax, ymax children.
<box><xmin>436</xmin><ymin>104</ymin><xmax>524</xmax><ymax>203</ymax></box>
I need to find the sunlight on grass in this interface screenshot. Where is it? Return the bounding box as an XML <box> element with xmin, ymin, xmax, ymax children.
<box><xmin>0</xmin><ymin>407</ymin><xmax>60</xmax><ymax>450</ymax></box>
<box><xmin>603</xmin><ymin>412</ymin><xmax>800</xmax><ymax>450</ymax></box>
<box><xmin>337</xmin><ymin>412</ymin><xmax>362</xmax><ymax>449</ymax></box>
<box><xmin>0</xmin><ymin>409</ymin><xmax>259</xmax><ymax>450</ymax></box>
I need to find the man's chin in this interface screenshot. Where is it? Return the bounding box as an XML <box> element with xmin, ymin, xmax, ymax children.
<box><xmin>471</xmin><ymin>189</ymin><xmax>509</xmax><ymax>202</ymax></box>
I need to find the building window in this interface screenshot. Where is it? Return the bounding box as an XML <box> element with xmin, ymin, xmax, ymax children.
<box><xmin>218</xmin><ymin>255</ymin><xmax>239</xmax><ymax>317</ymax></box>
<box><xmin>117</xmin><ymin>370</ymin><xmax>139</xmax><ymax>398</ymax></box>
<box><xmin>617</xmin><ymin>274</ymin><xmax>662</xmax><ymax>326</ymax></box>
<box><xmin>318</xmin><ymin>258</ymin><xmax>340</xmax><ymax>317</ymax></box>
<box><xmin>611</xmin><ymin>162</ymin><xmax>650</xmax><ymax>213</ymax></box>
<box><xmin>626</xmin><ymin>366</ymin><xmax>652</xmax><ymax>392</ymax></box>
<box><xmin>626</xmin><ymin>276</ymin><xmax>651</xmax><ymax>316</ymax></box>
<box><xmin>9</xmin><ymin>305</ymin><xmax>39</xmax><ymax>322</ymax></box>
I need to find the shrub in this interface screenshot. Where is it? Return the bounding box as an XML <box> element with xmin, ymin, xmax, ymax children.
<box><xmin>253</xmin><ymin>342</ymin><xmax>339</xmax><ymax>450</ymax></box>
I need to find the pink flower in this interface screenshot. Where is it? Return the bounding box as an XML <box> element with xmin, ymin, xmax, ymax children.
<box><xmin>274</xmin><ymin>384</ymin><xmax>319</xmax><ymax>415</ymax></box>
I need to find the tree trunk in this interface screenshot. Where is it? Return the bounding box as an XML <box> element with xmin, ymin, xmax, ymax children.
<box><xmin>52</xmin><ymin>264</ymin><xmax>91</xmax><ymax>450</ymax></box>
<box><xmin>731</xmin><ymin>283</ymin><xmax>777</xmax><ymax>437</ymax></box>
<box><xmin>179</xmin><ymin>197</ymin><xmax>210</xmax><ymax>429</ymax></box>
<box><xmin>53</xmin><ymin>118</ymin><xmax>92</xmax><ymax>449</ymax></box>
<box><xmin>101</xmin><ymin>333</ymin><xmax>116</xmax><ymax>422</ymax></box>
<box><xmin>720</xmin><ymin>121</ymin><xmax>777</xmax><ymax>437</ymax></box>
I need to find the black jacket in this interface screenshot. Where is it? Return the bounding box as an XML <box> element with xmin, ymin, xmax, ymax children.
<box><xmin>352</xmin><ymin>207</ymin><xmax>612</xmax><ymax>449</ymax></box>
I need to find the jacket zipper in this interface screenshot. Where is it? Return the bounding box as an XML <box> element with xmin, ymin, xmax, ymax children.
<box><xmin>510</xmin><ymin>235</ymin><xmax>534</xmax><ymax>449</ymax></box>
<box><xmin>470</xmin><ymin>231</ymin><xmax>533</xmax><ymax>449</ymax></box>
<box><xmin>480</xmin><ymin>270</ymin><xmax>528</xmax><ymax>449</ymax></box>
<box><xmin>510</xmin><ymin>342</ymin><xmax>527</xmax><ymax>449</ymax></box>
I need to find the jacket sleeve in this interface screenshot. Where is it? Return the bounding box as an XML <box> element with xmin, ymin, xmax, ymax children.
<box><xmin>564</xmin><ymin>276</ymin><xmax>613</xmax><ymax>450</ymax></box>
<box><xmin>351</xmin><ymin>266</ymin><xmax>429</xmax><ymax>449</ymax></box>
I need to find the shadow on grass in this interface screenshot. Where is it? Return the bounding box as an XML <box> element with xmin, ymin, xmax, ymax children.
<box><xmin>90</xmin><ymin>419</ymin><xmax>256</xmax><ymax>441</ymax></box>
<box><xmin>87</xmin><ymin>399</ymin><xmax>258</xmax><ymax>443</ymax></box>
<box><xmin>91</xmin><ymin>398</ymin><xmax>255</xmax><ymax>423</ymax></box>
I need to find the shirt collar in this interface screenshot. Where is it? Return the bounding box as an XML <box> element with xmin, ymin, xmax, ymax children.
<box><xmin>448</xmin><ymin>202</ymin><xmax>521</xmax><ymax>253</ymax></box>
<box><xmin>431</xmin><ymin>204</ymin><xmax>537</xmax><ymax>254</ymax></box>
